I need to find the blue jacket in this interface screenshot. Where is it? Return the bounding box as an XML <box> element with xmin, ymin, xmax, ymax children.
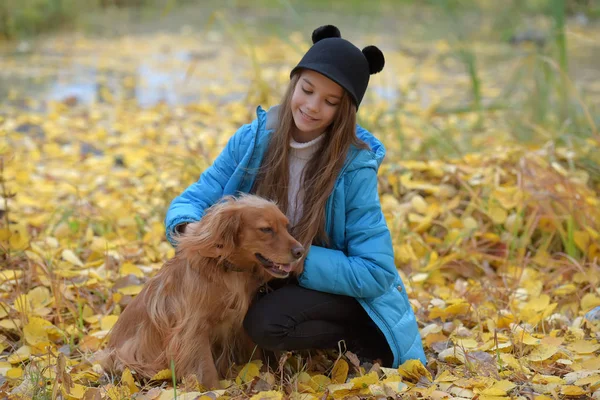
<box><xmin>165</xmin><ymin>105</ymin><xmax>426</xmax><ymax>367</ymax></box>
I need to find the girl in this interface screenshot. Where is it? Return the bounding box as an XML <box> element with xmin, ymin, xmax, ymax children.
<box><xmin>165</xmin><ymin>25</ymin><xmax>426</xmax><ymax>367</ymax></box>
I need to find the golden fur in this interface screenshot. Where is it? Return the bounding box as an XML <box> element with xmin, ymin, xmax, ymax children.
<box><xmin>98</xmin><ymin>195</ymin><xmax>304</xmax><ymax>388</ymax></box>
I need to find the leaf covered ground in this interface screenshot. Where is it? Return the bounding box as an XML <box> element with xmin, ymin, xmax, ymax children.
<box><xmin>1</xmin><ymin>17</ymin><xmax>600</xmax><ymax>400</ymax></box>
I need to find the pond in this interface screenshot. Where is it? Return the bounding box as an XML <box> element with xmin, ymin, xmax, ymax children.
<box><xmin>0</xmin><ymin>2</ymin><xmax>598</xmax><ymax>126</ymax></box>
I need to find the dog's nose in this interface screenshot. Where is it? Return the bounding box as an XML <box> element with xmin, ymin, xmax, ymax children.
<box><xmin>291</xmin><ymin>245</ymin><xmax>305</xmax><ymax>260</ymax></box>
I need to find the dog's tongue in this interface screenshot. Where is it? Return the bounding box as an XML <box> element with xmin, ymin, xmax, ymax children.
<box><xmin>276</xmin><ymin>263</ymin><xmax>292</xmax><ymax>272</ymax></box>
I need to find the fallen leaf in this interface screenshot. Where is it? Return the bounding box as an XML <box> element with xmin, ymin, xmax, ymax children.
<box><xmin>331</xmin><ymin>359</ymin><xmax>349</xmax><ymax>384</ymax></box>
<box><xmin>398</xmin><ymin>359</ymin><xmax>432</xmax><ymax>382</ymax></box>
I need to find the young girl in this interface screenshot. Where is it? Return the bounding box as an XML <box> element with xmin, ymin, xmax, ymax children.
<box><xmin>165</xmin><ymin>25</ymin><xmax>426</xmax><ymax>367</ymax></box>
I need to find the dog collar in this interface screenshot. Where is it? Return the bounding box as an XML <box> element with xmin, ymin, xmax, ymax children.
<box><xmin>221</xmin><ymin>259</ymin><xmax>247</xmax><ymax>273</ymax></box>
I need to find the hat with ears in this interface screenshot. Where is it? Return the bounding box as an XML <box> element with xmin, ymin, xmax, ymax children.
<box><xmin>290</xmin><ymin>25</ymin><xmax>385</xmax><ymax>108</ymax></box>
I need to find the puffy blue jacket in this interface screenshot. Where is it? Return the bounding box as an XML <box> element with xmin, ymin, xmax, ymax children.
<box><xmin>165</xmin><ymin>105</ymin><xmax>426</xmax><ymax>366</ymax></box>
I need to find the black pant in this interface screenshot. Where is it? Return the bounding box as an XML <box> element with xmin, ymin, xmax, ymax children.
<box><xmin>243</xmin><ymin>282</ymin><xmax>393</xmax><ymax>366</ymax></box>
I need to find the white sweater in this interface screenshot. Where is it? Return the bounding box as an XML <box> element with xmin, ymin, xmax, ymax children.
<box><xmin>287</xmin><ymin>134</ymin><xmax>325</xmax><ymax>225</ymax></box>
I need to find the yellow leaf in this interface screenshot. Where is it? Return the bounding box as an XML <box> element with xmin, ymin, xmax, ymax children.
<box><xmin>23</xmin><ymin>317</ymin><xmax>55</xmax><ymax>346</ymax></box>
<box><xmin>250</xmin><ymin>391</ymin><xmax>283</xmax><ymax>400</ymax></box>
<box><xmin>481</xmin><ymin>380</ymin><xmax>516</xmax><ymax>396</ymax></box>
<box><xmin>0</xmin><ymin>269</ymin><xmax>23</xmax><ymax>282</ymax></box>
<box><xmin>350</xmin><ymin>371</ymin><xmax>379</xmax><ymax>389</ymax></box>
<box><xmin>297</xmin><ymin>371</ymin><xmax>311</xmax><ymax>384</ymax></box>
<box><xmin>454</xmin><ymin>338</ymin><xmax>478</xmax><ymax>349</ymax></box>
<box><xmin>398</xmin><ymin>359</ymin><xmax>432</xmax><ymax>382</ymax></box>
<box><xmin>366</xmin><ymin>383</ymin><xmax>389</xmax><ymax>397</ymax></box>
<box><xmin>523</xmin><ymin>294</ymin><xmax>550</xmax><ymax>311</ymax></box>
<box><xmin>379</xmin><ymin>367</ymin><xmax>399</xmax><ymax>378</ymax></box>
<box><xmin>0</xmin><ymin>223</ymin><xmax>29</xmax><ymax>250</ymax></box>
<box><xmin>532</xmin><ymin>374</ymin><xmax>565</xmax><ymax>384</ymax></box>
<box><xmin>290</xmin><ymin>393</ymin><xmax>319</xmax><ymax>400</ymax></box>
<box><xmin>27</xmin><ymin>286</ymin><xmax>52</xmax><ymax>309</ymax></box>
<box><xmin>101</xmin><ymin>315</ymin><xmax>119</xmax><ymax>331</ymax></box>
<box><xmin>574</xmin><ymin>374</ymin><xmax>600</xmax><ymax>386</ymax></box>
<box><xmin>151</xmin><ymin>369</ymin><xmax>172</xmax><ymax>381</ymax></box>
<box><xmin>581</xmin><ymin>356</ymin><xmax>600</xmax><ymax>370</ymax></box>
<box><xmin>567</xmin><ymin>340</ymin><xmax>600</xmax><ymax>354</ymax></box>
<box><xmin>122</xmin><ymin>368</ymin><xmax>139</xmax><ymax>394</ymax></box>
<box><xmin>331</xmin><ymin>359</ymin><xmax>349</xmax><ymax>384</ymax></box>
<box><xmin>62</xmin><ymin>249</ymin><xmax>84</xmax><ymax>267</ymax></box>
<box><xmin>63</xmin><ymin>383</ymin><xmax>87</xmax><ymax>400</ymax></box>
<box><xmin>582</xmin><ymin>293</ymin><xmax>600</xmax><ymax>312</ymax></box>
<box><xmin>462</xmin><ymin>216</ymin><xmax>478</xmax><ymax>231</ymax></box>
<box><xmin>0</xmin><ymin>319</ymin><xmax>21</xmax><ymax>331</ymax></box>
<box><xmin>429</xmin><ymin>302</ymin><xmax>470</xmax><ymax>321</ymax></box>
<box><xmin>308</xmin><ymin>374</ymin><xmax>330</xmax><ymax>392</ymax></box>
<box><xmin>434</xmin><ymin>370</ymin><xmax>459</xmax><ymax>382</ymax></box>
<box><xmin>553</xmin><ymin>284</ymin><xmax>577</xmax><ymax>296</ymax></box>
<box><xmin>573</xmin><ymin>230</ymin><xmax>590</xmax><ymax>252</ymax></box>
<box><xmin>14</xmin><ymin>294</ymin><xmax>31</xmax><ymax>314</ymax></box>
<box><xmin>438</xmin><ymin>346</ymin><xmax>467</xmax><ymax>364</ymax></box>
<box><xmin>488</xmin><ymin>206</ymin><xmax>507</xmax><ymax>224</ymax></box>
<box><xmin>117</xmin><ymin>285</ymin><xmax>143</xmax><ymax>296</ymax></box>
<box><xmin>8</xmin><ymin>345</ymin><xmax>31</xmax><ymax>364</ymax></box>
<box><xmin>106</xmin><ymin>384</ymin><xmax>131</xmax><ymax>400</ymax></box>
<box><xmin>492</xmin><ymin>186</ymin><xmax>523</xmax><ymax>210</ymax></box>
<box><xmin>90</xmin><ymin>237</ymin><xmax>115</xmax><ymax>253</ymax></box>
<box><xmin>382</xmin><ymin>381</ymin><xmax>408</xmax><ymax>395</ymax></box>
<box><xmin>560</xmin><ymin>385</ymin><xmax>586</xmax><ymax>396</ymax></box>
<box><xmin>120</xmin><ymin>262</ymin><xmax>144</xmax><ymax>278</ymax></box>
<box><xmin>236</xmin><ymin>362</ymin><xmax>260</xmax><ymax>385</ymax></box>
<box><xmin>411</xmin><ymin>195</ymin><xmax>428</xmax><ymax>214</ymax></box>
<box><xmin>0</xmin><ymin>302</ymin><xmax>8</xmax><ymax>319</ymax></box>
<box><xmin>527</xmin><ymin>346</ymin><xmax>558</xmax><ymax>362</ymax></box>
<box><xmin>512</xmin><ymin>326</ymin><xmax>540</xmax><ymax>346</ymax></box>
<box><xmin>6</xmin><ymin>367</ymin><xmax>23</xmax><ymax>379</ymax></box>
<box><xmin>382</xmin><ymin>375</ymin><xmax>402</xmax><ymax>384</ymax></box>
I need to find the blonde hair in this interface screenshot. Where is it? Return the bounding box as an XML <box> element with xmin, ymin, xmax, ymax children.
<box><xmin>253</xmin><ymin>71</ymin><xmax>368</xmax><ymax>249</ymax></box>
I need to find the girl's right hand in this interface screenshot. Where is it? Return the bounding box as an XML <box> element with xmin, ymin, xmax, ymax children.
<box><xmin>175</xmin><ymin>223</ymin><xmax>189</xmax><ymax>235</ymax></box>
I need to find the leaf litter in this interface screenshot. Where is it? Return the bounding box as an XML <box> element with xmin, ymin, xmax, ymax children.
<box><xmin>1</xmin><ymin>24</ymin><xmax>600</xmax><ymax>400</ymax></box>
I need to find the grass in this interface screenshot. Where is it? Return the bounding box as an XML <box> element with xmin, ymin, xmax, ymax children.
<box><xmin>0</xmin><ymin>1</ymin><xmax>599</xmax><ymax>398</ymax></box>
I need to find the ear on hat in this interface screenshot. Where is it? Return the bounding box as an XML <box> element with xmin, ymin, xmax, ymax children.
<box><xmin>362</xmin><ymin>45</ymin><xmax>385</xmax><ymax>74</ymax></box>
<box><xmin>312</xmin><ymin>25</ymin><xmax>341</xmax><ymax>44</ymax></box>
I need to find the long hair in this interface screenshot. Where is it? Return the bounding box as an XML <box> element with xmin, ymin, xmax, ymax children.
<box><xmin>253</xmin><ymin>71</ymin><xmax>369</xmax><ymax>249</ymax></box>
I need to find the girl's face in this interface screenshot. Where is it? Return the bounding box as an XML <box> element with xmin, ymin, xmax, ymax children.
<box><xmin>290</xmin><ymin>70</ymin><xmax>343</xmax><ymax>143</ymax></box>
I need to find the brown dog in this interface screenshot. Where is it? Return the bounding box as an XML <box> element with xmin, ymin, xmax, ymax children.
<box><xmin>98</xmin><ymin>195</ymin><xmax>304</xmax><ymax>388</ymax></box>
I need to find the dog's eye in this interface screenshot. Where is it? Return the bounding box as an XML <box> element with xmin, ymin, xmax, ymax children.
<box><xmin>259</xmin><ymin>227</ymin><xmax>273</xmax><ymax>234</ymax></box>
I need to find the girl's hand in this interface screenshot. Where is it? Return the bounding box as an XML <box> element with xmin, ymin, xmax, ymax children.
<box><xmin>175</xmin><ymin>223</ymin><xmax>189</xmax><ymax>235</ymax></box>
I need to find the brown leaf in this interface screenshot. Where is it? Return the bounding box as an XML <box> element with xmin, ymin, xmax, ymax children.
<box><xmin>56</xmin><ymin>352</ymin><xmax>74</xmax><ymax>394</ymax></box>
<box><xmin>82</xmin><ymin>387</ymin><xmax>103</xmax><ymax>400</ymax></box>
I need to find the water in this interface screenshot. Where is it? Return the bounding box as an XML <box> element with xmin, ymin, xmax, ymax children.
<box><xmin>0</xmin><ymin>3</ymin><xmax>599</xmax><ymax>113</ymax></box>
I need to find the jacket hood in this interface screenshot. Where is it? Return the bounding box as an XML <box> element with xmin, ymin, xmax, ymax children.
<box><xmin>258</xmin><ymin>105</ymin><xmax>386</xmax><ymax>173</ymax></box>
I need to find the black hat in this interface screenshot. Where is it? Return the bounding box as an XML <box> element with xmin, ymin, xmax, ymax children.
<box><xmin>290</xmin><ymin>25</ymin><xmax>385</xmax><ymax>108</ymax></box>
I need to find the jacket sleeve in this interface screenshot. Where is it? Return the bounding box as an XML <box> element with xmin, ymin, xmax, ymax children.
<box><xmin>164</xmin><ymin>124</ymin><xmax>251</xmax><ymax>245</ymax></box>
<box><xmin>298</xmin><ymin>167</ymin><xmax>397</xmax><ymax>298</ymax></box>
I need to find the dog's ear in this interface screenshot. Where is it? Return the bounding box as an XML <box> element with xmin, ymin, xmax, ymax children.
<box><xmin>209</xmin><ymin>206</ymin><xmax>242</xmax><ymax>258</ymax></box>
<box><xmin>176</xmin><ymin>201</ymin><xmax>242</xmax><ymax>260</ymax></box>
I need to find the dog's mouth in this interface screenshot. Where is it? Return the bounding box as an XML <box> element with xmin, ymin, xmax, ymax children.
<box><xmin>255</xmin><ymin>253</ymin><xmax>292</xmax><ymax>278</ymax></box>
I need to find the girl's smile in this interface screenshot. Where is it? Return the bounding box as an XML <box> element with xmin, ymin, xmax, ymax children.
<box><xmin>299</xmin><ymin>109</ymin><xmax>317</xmax><ymax>122</ymax></box>
<box><xmin>291</xmin><ymin>69</ymin><xmax>343</xmax><ymax>143</ymax></box>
